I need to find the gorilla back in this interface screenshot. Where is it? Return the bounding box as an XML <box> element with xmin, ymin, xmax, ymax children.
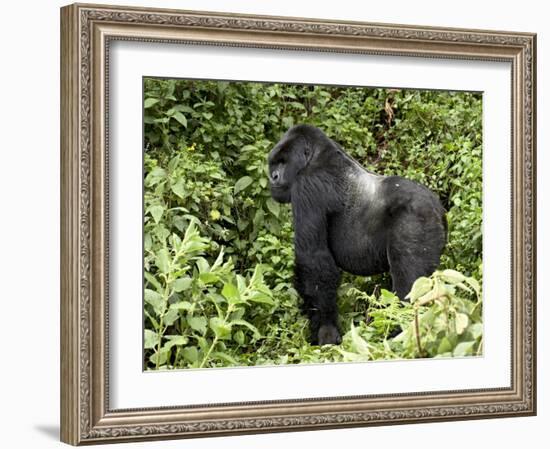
<box><xmin>268</xmin><ymin>124</ymin><xmax>447</xmax><ymax>345</ymax></box>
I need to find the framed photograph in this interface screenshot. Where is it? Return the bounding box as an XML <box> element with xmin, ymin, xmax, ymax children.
<box><xmin>60</xmin><ymin>3</ymin><xmax>537</xmax><ymax>445</ymax></box>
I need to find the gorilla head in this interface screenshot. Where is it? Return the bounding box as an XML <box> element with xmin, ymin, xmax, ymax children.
<box><xmin>267</xmin><ymin>125</ymin><xmax>322</xmax><ymax>203</ymax></box>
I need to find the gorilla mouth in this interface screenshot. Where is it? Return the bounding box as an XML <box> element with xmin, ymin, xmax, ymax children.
<box><xmin>269</xmin><ymin>185</ymin><xmax>291</xmax><ymax>203</ymax></box>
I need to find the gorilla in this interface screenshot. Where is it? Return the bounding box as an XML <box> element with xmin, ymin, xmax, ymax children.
<box><xmin>268</xmin><ymin>124</ymin><xmax>447</xmax><ymax>345</ymax></box>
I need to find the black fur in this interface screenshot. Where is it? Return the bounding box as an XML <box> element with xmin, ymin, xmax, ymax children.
<box><xmin>268</xmin><ymin>124</ymin><xmax>447</xmax><ymax>345</ymax></box>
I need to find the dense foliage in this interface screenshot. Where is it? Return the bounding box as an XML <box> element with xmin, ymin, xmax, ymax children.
<box><xmin>143</xmin><ymin>78</ymin><xmax>483</xmax><ymax>370</ymax></box>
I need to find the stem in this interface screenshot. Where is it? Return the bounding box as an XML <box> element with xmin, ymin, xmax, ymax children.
<box><xmin>155</xmin><ymin>271</ymin><xmax>173</xmax><ymax>370</ymax></box>
<box><xmin>198</xmin><ymin>335</ymin><xmax>218</xmax><ymax>369</ymax></box>
<box><xmin>155</xmin><ymin>319</ymin><xmax>164</xmax><ymax>370</ymax></box>
<box><xmin>476</xmin><ymin>337</ymin><xmax>483</xmax><ymax>356</ymax></box>
<box><xmin>198</xmin><ymin>304</ymin><xmax>234</xmax><ymax>369</ymax></box>
<box><xmin>414</xmin><ymin>308</ymin><xmax>424</xmax><ymax>357</ymax></box>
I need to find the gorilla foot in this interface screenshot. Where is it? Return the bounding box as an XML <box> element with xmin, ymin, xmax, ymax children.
<box><xmin>317</xmin><ymin>324</ymin><xmax>342</xmax><ymax>345</ymax></box>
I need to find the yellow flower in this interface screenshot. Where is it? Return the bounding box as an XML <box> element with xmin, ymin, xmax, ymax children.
<box><xmin>210</xmin><ymin>209</ymin><xmax>221</xmax><ymax>221</ymax></box>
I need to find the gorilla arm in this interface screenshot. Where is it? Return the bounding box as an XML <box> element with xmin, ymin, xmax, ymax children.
<box><xmin>291</xmin><ymin>180</ymin><xmax>342</xmax><ymax>345</ymax></box>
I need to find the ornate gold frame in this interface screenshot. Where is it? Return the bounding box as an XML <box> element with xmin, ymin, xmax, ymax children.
<box><xmin>60</xmin><ymin>3</ymin><xmax>537</xmax><ymax>445</ymax></box>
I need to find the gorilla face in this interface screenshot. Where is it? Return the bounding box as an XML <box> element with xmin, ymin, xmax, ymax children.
<box><xmin>267</xmin><ymin>131</ymin><xmax>311</xmax><ymax>204</ymax></box>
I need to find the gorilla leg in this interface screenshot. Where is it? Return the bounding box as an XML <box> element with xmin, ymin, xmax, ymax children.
<box><xmin>387</xmin><ymin>249</ymin><xmax>420</xmax><ymax>300</ymax></box>
<box><xmin>294</xmin><ymin>250</ymin><xmax>342</xmax><ymax>345</ymax></box>
<box><xmin>386</xmin><ymin>214</ymin><xmax>445</xmax><ymax>300</ymax></box>
<box><xmin>291</xmin><ymin>194</ymin><xmax>344</xmax><ymax>345</ymax></box>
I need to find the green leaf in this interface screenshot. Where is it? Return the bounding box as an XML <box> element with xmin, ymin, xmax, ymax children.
<box><xmin>196</xmin><ymin>336</ymin><xmax>209</xmax><ymax>353</ymax></box>
<box><xmin>196</xmin><ymin>258</ymin><xmax>210</xmax><ymax>274</ymax></box>
<box><xmin>379</xmin><ymin>289</ymin><xmax>398</xmax><ymax>305</ymax></box>
<box><xmin>171</xmin><ymin>234</ymin><xmax>182</xmax><ymax>249</ymax></box>
<box><xmin>163</xmin><ymin>335</ymin><xmax>189</xmax><ymax>350</ymax></box>
<box><xmin>144</xmin><ymin>271</ymin><xmax>163</xmax><ymax>293</ymax></box>
<box><xmin>183</xmin><ymin>237</ymin><xmax>208</xmax><ymax>255</ymax></box>
<box><xmin>155</xmin><ymin>248</ymin><xmax>170</xmax><ymax>274</ymax></box>
<box><xmin>440</xmin><ymin>269</ymin><xmax>466</xmax><ymax>284</ymax></box>
<box><xmin>337</xmin><ymin>349</ymin><xmax>370</xmax><ymax>363</ymax></box>
<box><xmin>209</xmin><ymin>317</ymin><xmax>232</xmax><ymax>340</ymax></box>
<box><xmin>453</xmin><ymin>341</ymin><xmax>476</xmax><ymax>357</ymax></box>
<box><xmin>233</xmin><ymin>330</ymin><xmax>245</xmax><ymax>345</ymax></box>
<box><xmin>455</xmin><ymin>282</ymin><xmax>473</xmax><ymax>294</ymax></box>
<box><xmin>144</xmin><ymin>309</ymin><xmax>159</xmax><ymax>331</ymax></box>
<box><xmin>172</xmin><ymin>104</ymin><xmax>194</xmax><ymax>114</ymax></box>
<box><xmin>144</xmin><ymin>329</ymin><xmax>158</xmax><ymax>349</ymax></box>
<box><xmin>417</xmin><ymin>280</ymin><xmax>450</xmax><ymax>306</ymax></box>
<box><xmin>282</xmin><ymin>116</ymin><xmax>294</xmax><ymax>129</ymax></box>
<box><xmin>182</xmin><ymin>346</ymin><xmax>198</xmax><ymax>363</ymax></box>
<box><xmin>246</xmin><ymin>292</ymin><xmax>274</xmax><ymax>305</ymax></box>
<box><xmin>145</xmin><ymin>167</ymin><xmax>166</xmax><ymax>187</ymax></box>
<box><xmin>349</xmin><ymin>323</ymin><xmax>370</xmax><ymax>355</ymax></box>
<box><xmin>167</xmin><ymin>155</ymin><xmax>180</xmax><ymax>171</ymax></box>
<box><xmin>465</xmin><ymin>277</ymin><xmax>481</xmax><ymax>296</ymax></box>
<box><xmin>236</xmin><ymin>275</ymin><xmax>246</xmax><ymax>293</ymax></box>
<box><xmin>237</xmin><ymin>219</ymin><xmax>249</xmax><ymax>231</ymax></box>
<box><xmin>234</xmin><ymin>176</ymin><xmax>253</xmax><ymax>194</ymax></box>
<box><xmin>173</xmin><ymin>277</ymin><xmax>192</xmax><ymax>292</ymax></box>
<box><xmin>406</xmin><ymin>277</ymin><xmax>433</xmax><ymax>302</ymax></box>
<box><xmin>253</xmin><ymin>209</ymin><xmax>265</xmax><ymax>227</ymax></box>
<box><xmin>290</xmin><ymin>101</ymin><xmax>306</xmax><ymax>110</ymax></box>
<box><xmin>144</xmin><ymin>97</ymin><xmax>159</xmax><ymax>108</ymax></box>
<box><xmin>230</xmin><ymin>319</ymin><xmax>261</xmax><ymax>339</ymax></box>
<box><xmin>222</xmin><ymin>282</ymin><xmax>240</xmax><ymax>303</ymax></box>
<box><xmin>144</xmin><ymin>289</ymin><xmax>165</xmax><ymax>316</ymax></box>
<box><xmin>265</xmin><ymin>198</ymin><xmax>280</xmax><ymax>217</ymax></box>
<box><xmin>172</xmin><ymin>112</ymin><xmax>187</xmax><ymax>127</ymax></box>
<box><xmin>148</xmin><ymin>205</ymin><xmax>164</xmax><ymax>224</ymax></box>
<box><xmin>437</xmin><ymin>337</ymin><xmax>452</xmax><ymax>354</ymax></box>
<box><xmin>144</xmin><ymin>232</ymin><xmax>152</xmax><ymax>251</ymax></box>
<box><xmin>468</xmin><ymin>322</ymin><xmax>483</xmax><ymax>339</ymax></box>
<box><xmin>171</xmin><ymin>180</ymin><xmax>186</xmax><ymax>199</ymax></box>
<box><xmin>169</xmin><ymin>301</ymin><xmax>193</xmax><ymax>311</ymax></box>
<box><xmin>163</xmin><ymin>308</ymin><xmax>179</xmax><ymax>326</ymax></box>
<box><xmin>211</xmin><ymin>351</ymin><xmax>238</xmax><ymax>365</ymax></box>
<box><xmin>455</xmin><ymin>313</ymin><xmax>469</xmax><ymax>335</ymax></box>
<box><xmin>187</xmin><ymin>316</ymin><xmax>207</xmax><ymax>335</ymax></box>
<box><xmin>199</xmin><ymin>272</ymin><xmax>218</xmax><ymax>284</ymax></box>
<box><xmin>149</xmin><ymin>349</ymin><xmax>169</xmax><ymax>367</ymax></box>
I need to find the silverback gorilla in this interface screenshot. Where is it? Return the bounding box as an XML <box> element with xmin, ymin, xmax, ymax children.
<box><xmin>268</xmin><ymin>124</ymin><xmax>447</xmax><ymax>345</ymax></box>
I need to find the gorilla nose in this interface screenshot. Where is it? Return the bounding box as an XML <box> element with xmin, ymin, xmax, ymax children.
<box><xmin>270</xmin><ymin>170</ymin><xmax>280</xmax><ymax>183</ymax></box>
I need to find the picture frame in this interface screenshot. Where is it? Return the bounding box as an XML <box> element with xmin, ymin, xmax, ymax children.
<box><xmin>60</xmin><ymin>2</ymin><xmax>537</xmax><ymax>445</ymax></box>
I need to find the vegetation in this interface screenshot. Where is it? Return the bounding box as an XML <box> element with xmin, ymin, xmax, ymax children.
<box><xmin>143</xmin><ymin>78</ymin><xmax>483</xmax><ymax>370</ymax></box>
